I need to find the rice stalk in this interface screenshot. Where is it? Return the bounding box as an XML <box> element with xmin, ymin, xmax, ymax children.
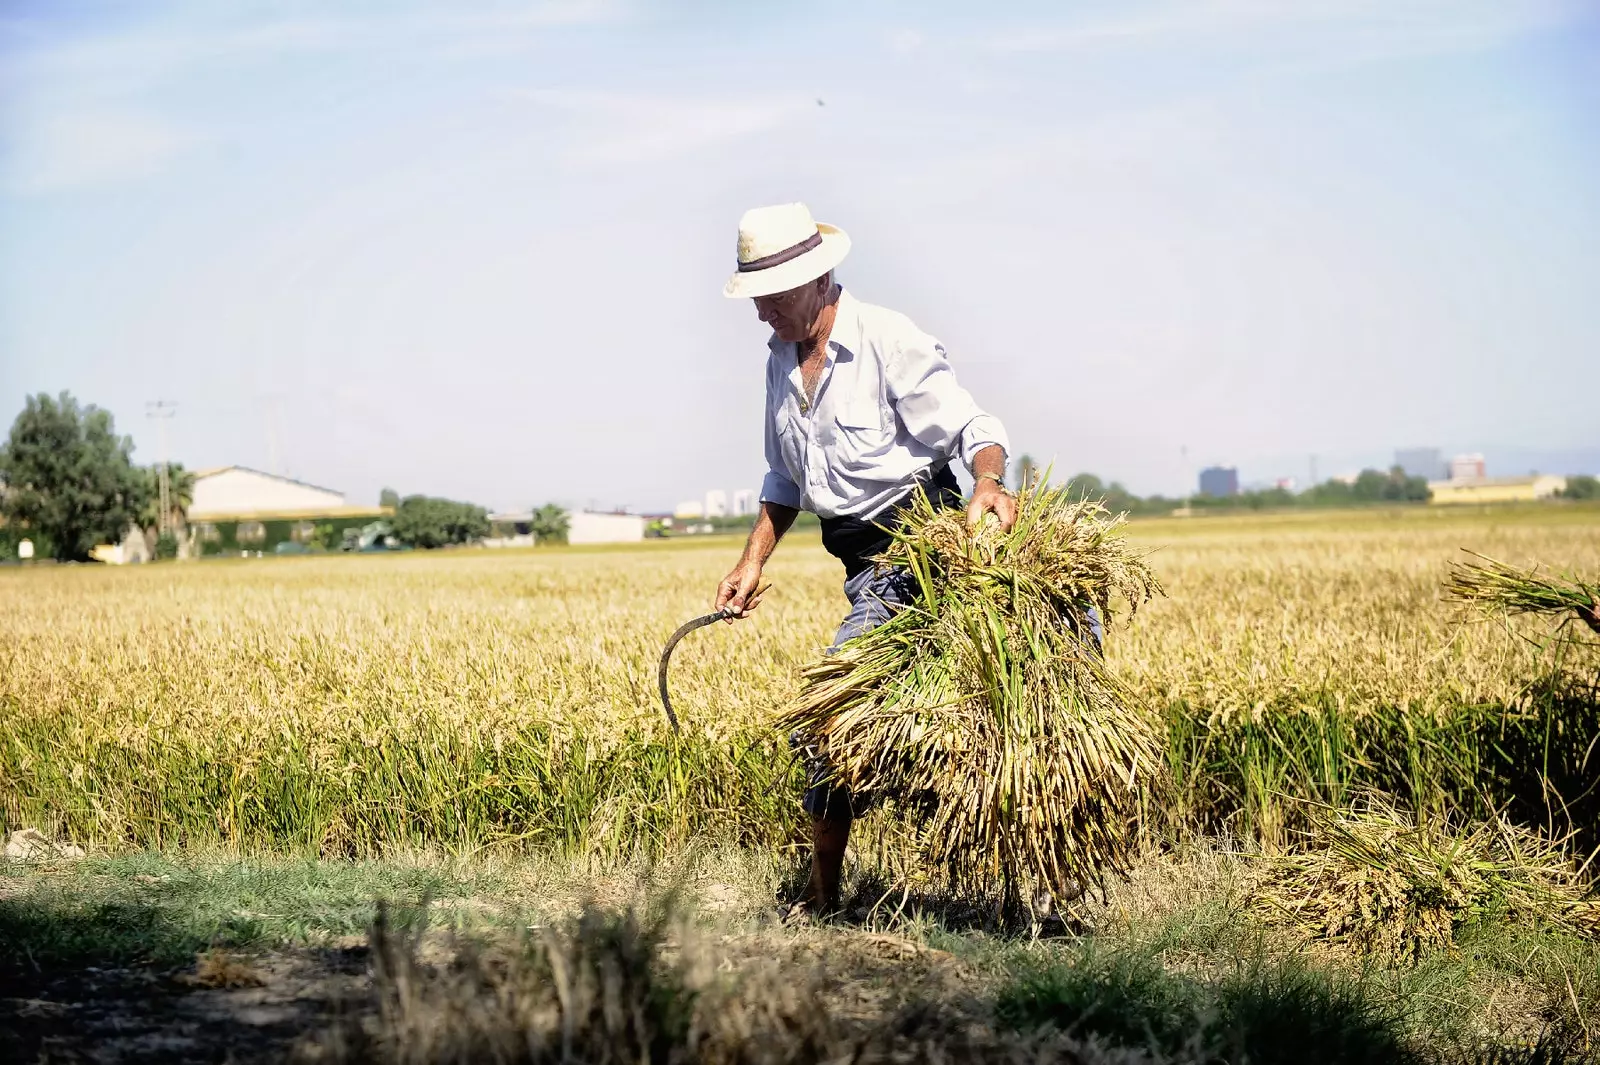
<box><xmin>1249</xmin><ymin>797</ymin><xmax>1600</xmax><ymax>963</ymax></box>
<box><xmin>1447</xmin><ymin>552</ymin><xmax>1600</xmax><ymax>637</ymax></box>
<box><xmin>777</xmin><ymin>481</ymin><xmax>1164</xmax><ymax>901</ymax></box>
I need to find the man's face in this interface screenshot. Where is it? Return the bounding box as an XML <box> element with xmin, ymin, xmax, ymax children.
<box><xmin>752</xmin><ymin>277</ymin><xmax>826</xmax><ymax>343</ymax></box>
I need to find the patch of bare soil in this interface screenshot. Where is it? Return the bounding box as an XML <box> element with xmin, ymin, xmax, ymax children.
<box><xmin>0</xmin><ymin>946</ymin><xmax>372</xmax><ymax>1064</ymax></box>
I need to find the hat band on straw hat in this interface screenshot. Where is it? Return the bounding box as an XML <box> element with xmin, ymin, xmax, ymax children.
<box><xmin>737</xmin><ymin>232</ymin><xmax>824</xmax><ymax>273</ymax></box>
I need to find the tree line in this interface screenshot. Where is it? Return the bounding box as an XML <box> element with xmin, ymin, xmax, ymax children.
<box><xmin>0</xmin><ymin>391</ymin><xmax>570</xmax><ymax>561</ymax></box>
<box><xmin>1011</xmin><ymin>455</ymin><xmax>1599</xmax><ymax>514</ymax></box>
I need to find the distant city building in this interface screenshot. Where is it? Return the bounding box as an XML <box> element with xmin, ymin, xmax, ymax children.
<box><xmin>673</xmin><ymin>501</ymin><xmax>705</xmax><ymax>519</ymax></box>
<box><xmin>1449</xmin><ymin>453</ymin><xmax>1487</xmax><ymax>482</ymax></box>
<box><xmin>1428</xmin><ymin>475</ymin><xmax>1565</xmax><ymax>506</ymax></box>
<box><xmin>704</xmin><ymin>489</ymin><xmax>728</xmax><ymax>519</ymax></box>
<box><xmin>1198</xmin><ymin>466</ymin><xmax>1239</xmax><ymax>498</ymax></box>
<box><xmin>731</xmin><ymin>488</ymin><xmax>757</xmax><ymax>516</ymax></box>
<box><xmin>1395</xmin><ymin>447</ymin><xmax>1446</xmax><ymax>481</ymax></box>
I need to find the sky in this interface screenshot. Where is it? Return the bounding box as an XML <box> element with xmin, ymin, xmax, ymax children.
<box><xmin>2</xmin><ymin>0</ymin><xmax>1597</xmax><ymax>512</ymax></box>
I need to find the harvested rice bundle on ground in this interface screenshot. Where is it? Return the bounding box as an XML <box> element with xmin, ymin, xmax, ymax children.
<box><xmin>1250</xmin><ymin>799</ymin><xmax>1600</xmax><ymax>963</ymax></box>
<box><xmin>1447</xmin><ymin>552</ymin><xmax>1600</xmax><ymax>636</ymax></box>
<box><xmin>779</xmin><ymin>483</ymin><xmax>1163</xmax><ymax>903</ymax></box>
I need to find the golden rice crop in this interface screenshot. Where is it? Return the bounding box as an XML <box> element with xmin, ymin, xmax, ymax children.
<box><xmin>778</xmin><ymin>486</ymin><xmax>1162</xmax><ymax>899</ymax></box>
<box><xmin>1</xmin><ymin>504</ymin><xmax>1598</xmax><ymax>860</ymax></box>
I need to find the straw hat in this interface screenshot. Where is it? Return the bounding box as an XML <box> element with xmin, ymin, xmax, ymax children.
<box><xmin>722</xmin><ymin>203</ymin><xmax>851</xmax><ymax>299</ymax></box>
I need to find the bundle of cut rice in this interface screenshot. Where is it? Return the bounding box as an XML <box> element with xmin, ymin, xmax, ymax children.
<box><xmin>1249</xmin><ymin>799</ymin><xmax>1600</xmax><ymax>963</ymax></box>
<box><xmin>1447</xmin><ymin>551</ymin><xmax>1600</xmax><ymax>637</ymax></box>
<box><xmin>777</xmin><ymin>482</ymin><xmax>1163</xmax><ymax>901</ymax></box>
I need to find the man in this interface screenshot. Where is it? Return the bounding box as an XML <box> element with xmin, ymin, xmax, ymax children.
<box><xmin>712</xmin><ymin>202</ymin><xmax>1015</xmax><ymax>915</ymax></box>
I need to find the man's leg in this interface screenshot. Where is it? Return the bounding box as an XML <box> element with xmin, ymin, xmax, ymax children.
<box><xmin>796</xmin><ymin>567</ymin><xmax>911</xmax><ymax>915</ymax></box>
<box><xmin>806</xmin><ymin>788</ymin><xmax>853</xmax><ymax>913</ymax></box>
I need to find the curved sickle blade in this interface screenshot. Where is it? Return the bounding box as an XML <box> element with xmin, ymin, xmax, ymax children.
<box><xmin>657</xmin><ymin>608</ymin><xmax>734</xmax><ymax>733</ymax></box>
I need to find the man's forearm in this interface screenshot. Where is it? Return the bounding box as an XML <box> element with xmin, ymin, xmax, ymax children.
<box><xmin>972</xmin><ymin>444</ymin><xmax>1007</xmax><ymax>484</ymax></box>
<box><xmin>742</xmin><ymin>501</ymin><xmax>798</xmax><ymax>566</ymax></box>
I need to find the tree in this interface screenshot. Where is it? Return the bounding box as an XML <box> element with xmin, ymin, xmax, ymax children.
<box><xmin>0</xmin><ymin>392</ymin><xmax>151</xmax><ymax>562</ymax></box>
<box><xmin>380</xmin><ymin>487</ymin><xmax>400</xmax><ymax>510</ymax></box>
<box><xmin>1559</xmin><ymin>474</ymin><xmax>1598</xmax><ymax>500</ymax></box>
<box><xmin>390</xmin><ymin>495</ymin><xmax>489</xmax><ymax>549</ymax></box>
<box><xmin>530</xmin><ymin>503</ymin><xmax>570</xmax><ymax>545</ymax></box>
<box><xmin>1066</xmin><ymin>471</ymin><xmax>1104</xmax><ymax>499</ymax></box>
<box><xmin>139</xmin><ymin>461</ymin><xmax>195</xmax><ymax>532</ymax></box>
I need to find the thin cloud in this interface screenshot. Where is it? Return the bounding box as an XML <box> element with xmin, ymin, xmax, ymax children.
<box><xmin>3</xmin><ymin>110</ymin><xmax>193</xmax><ymax>193</ymax></box>
<box><xmin>513</xmin><ymin>89</ymin><xmax>813</xmax><ymax>166</ymax></box>
<box><xmin>8</xmin><ymin>0</ymin><xmax>622</xmax><ymax>84</ymax></box>
<box><xmin>983</xmin><ymin>0</ymin><xmax>1588</xmax><ymax>60</ymax></box>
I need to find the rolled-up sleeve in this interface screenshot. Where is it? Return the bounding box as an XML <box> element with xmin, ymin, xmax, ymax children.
<box><xmin>958</xmin><ymin>414</ymin><xmax>1010</xmax><ymax>469</ymax></box>
<box><xmin>885</xmin><ymin>329</ymin><xmax>1009</xmax><ymax>473</ymax></box>
<box><xmin>760</xmin><ymin>467</ymin><xmax>801</xmax><ymax>509</ymax></box>
<box><xmin>759</xmin><ymin>382</ymin><xmax>803</xmax><ymax>510</ymax></box>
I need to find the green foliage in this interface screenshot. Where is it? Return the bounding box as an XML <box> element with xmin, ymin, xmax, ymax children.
<box><xmin>1559</xmin><ymin>474</ymin><xmax>1598</xmax><ymax>500</ymax></box>
<box><xmin>379</xmin><ymin>486</ymin><xmax>400</xmax><ymax>510</ymax></box>
<box><xmin>1301</xmin><ymin>466</ymin><xmax>1430</xmax><ymax>506</ymax></box>
<box><xmin>0</xmin><ymin>522</ymin><xmax>54</xmax><ymax>560</ymax></box>
<box><xmin>1062</xmin><ymin>465</ymin><xmax>1432</xmax><ymax>516</ymax></box>
<box><xmin>997</xmin><ymin>944</ymin><xmax>1417</xmax><ymax>1065</ymax></box>
<box><xmin>138</xmin><ymin>461</ymin><xmax>195</xmax><ymax>530</ymax></box>
<box><xmin>154</xmin><ymin>531</ymin><xmax>179</xmax><ymax>560</ymax></box>
<box><xmin>391</xmin><ymin>495</ymin><xmax>490</xmax><ymax>549</ymax></box>
<box><xmin>529</xmin><ymin>502</ymin><xmax>570</xmax><ymax>545</ymax></box>
<box><xmin>0</xmin><ymin>391</ymin><xmax>150</xmax><ymax>561</ymax></box>
<box><xmin>0</xmin><ymin>853</ymin><xmax>481</xmax><ymax>967</ymax></box>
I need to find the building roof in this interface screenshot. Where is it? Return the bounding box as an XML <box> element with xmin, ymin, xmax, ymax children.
<box><xmin>192</xmin><ymin>465</ymin><xmax>345</xmax><ymax>496</ymax></box>
<box><xmin>189</xmin><ymin>505</ymin><xmax>393</xmax><ymax>522</ymax></box>
<box><xmin>188</xmin><ymin>464</ymin><xmax>380</xmax><ymax>522</ymax></box>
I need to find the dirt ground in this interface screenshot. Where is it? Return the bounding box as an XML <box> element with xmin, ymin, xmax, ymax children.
<box><xmin>2</xmin><ymin>946</ymin><xmax>373</xmax><ymax>1064</ymax></box>
<box><xmin>0</xmin><ymin>921</ymin><xmax>983</xmax><ymax>1064</ymax></box>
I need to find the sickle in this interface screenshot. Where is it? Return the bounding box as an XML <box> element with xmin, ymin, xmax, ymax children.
<box><xmin>657</xmin><ymin>585</ymin><xmax>769</xmax><ymax>733</ymax></box>
<box><xmin>657</xmin><ymin>608</ymin><xmax>733</xmax><ymax>733</ymax></box>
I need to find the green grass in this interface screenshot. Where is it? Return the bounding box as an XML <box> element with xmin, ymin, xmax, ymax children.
<box><xmin>4</xmin><ymin>846</ymin><xmax>1597</xmax><ymax>1062</ymax></box>
<box><xmin>995</xmin><ymin>943</ymin><xmax>1418</xmax><ymax>1065</ymax></box>
<box><xmin>0</xmin><ymin>851</ymin><xmax>492</xmax><ymax>967</ymax></box>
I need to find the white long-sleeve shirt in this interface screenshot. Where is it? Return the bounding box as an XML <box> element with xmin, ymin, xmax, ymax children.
<box><xmin>759</xmin><ymin>289</ymin><xmax>1009</xmax><ymax>520</ymax></box>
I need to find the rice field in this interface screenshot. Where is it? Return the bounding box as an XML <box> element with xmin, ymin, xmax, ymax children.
<box><xmin>2</xmin><ymin>504</ymin><xmax>1598</xmax><ymax>863</ymax></box>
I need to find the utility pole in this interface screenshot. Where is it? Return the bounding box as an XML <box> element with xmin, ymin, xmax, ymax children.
<box><xmin>146</xmin><ymin>400</ymin><xmax>177</xmax><ymax>533</ymax></box>
<box><xmin>1180</xmin><ymin>444</ymin><xmax>1190</xmax><ymax>511</ymax></box>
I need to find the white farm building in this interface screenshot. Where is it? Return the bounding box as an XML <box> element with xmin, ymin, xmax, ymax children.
<box><xmin>485</xmin><ymin>509</ymin><xmax>646</xmax><ymax>546</ymax></box>
<box><xmin>569</xmin><ymin>511</ymin><xmax>645</xmax><ymax>545</ymax></box>
<box><xmin>187</xmin><ymin>466</ymin><xmax>391</xmax><ymax>554</ymax></box>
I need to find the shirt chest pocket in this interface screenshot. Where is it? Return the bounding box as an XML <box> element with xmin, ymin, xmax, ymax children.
<box><xmin>833</xmin><ymin>370</ymin><xmax>888</xmax><ymax>432</ymax></box>
<box><xmin>829</xmin><ymin>389</ymin><xmax>892</xmax><ymax>468</ymax></box>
